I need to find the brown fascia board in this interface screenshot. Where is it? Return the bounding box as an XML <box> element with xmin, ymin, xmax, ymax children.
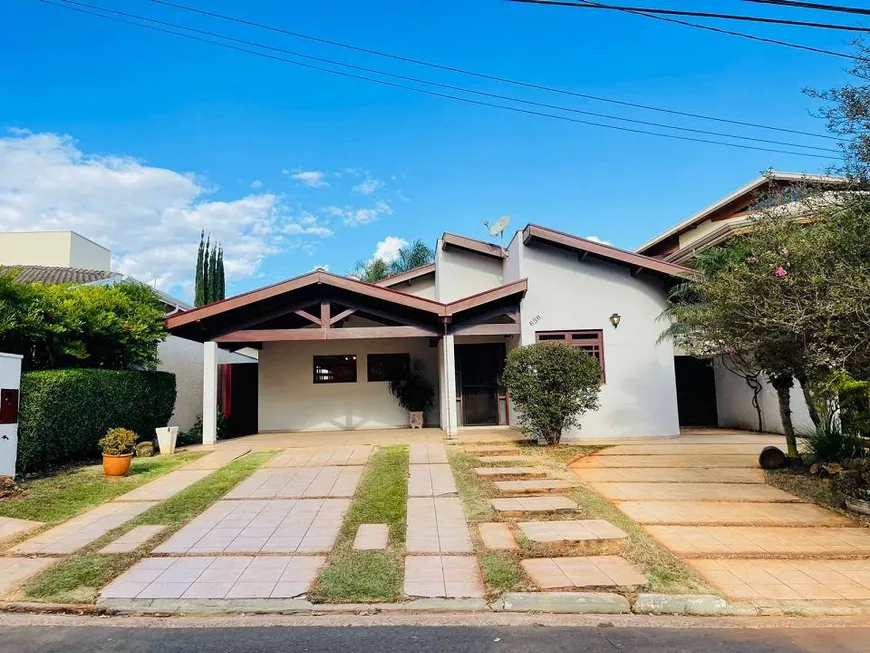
<box><xmin>441</xmin><ymin>233</ymin><xmax>506</xmax><ymax>260</ymax></box>
<box><xmin>522</xmin><ymin>224</ymin><xmax>697</xmax><ymax>280</ymax></box>
<box><xmin>445</xmin><ymin>278</ymin><xmax>528</xmax><ymax>315</ymax></box>
<box><xmin>374</xmin><ymin>263</ymin><xmax>436</xmax><ymax>287</ymax></box>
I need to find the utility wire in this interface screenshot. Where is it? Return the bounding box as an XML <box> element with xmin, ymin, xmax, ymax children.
<box><xmin>40</xmin><ymin>0</ymin><xmax>839</xmax><ymax>160</ymax></box>
<box><xmin>741</xmin><ymin>0</ymin><xmax>870</xmax><ymax>18</ymax></box>
<box><xmin>137</xmin><ymin>0</ymin><xmax>842</xmax><ymax>142</ymax></box>
<box><xmin>46</xmin><ymin>0</ymin><xmax>840</xmax><ymax>153</ymax></box>
<box><xmin>510</xmin><ymin>0</ymin><xmax>870</xmax><ymax>32</ymax></box>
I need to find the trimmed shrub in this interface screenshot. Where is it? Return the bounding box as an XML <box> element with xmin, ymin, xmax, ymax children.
<box><xmin>17</xmin><ymin>369</ymin><xmax>176</xmax><ymax>474</ymax></box>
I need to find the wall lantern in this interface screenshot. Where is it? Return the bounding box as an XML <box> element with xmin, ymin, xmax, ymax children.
<box><xmin>609</xmin><ymin>313</ymin><xmax>621</xmax><ymax>329</ymax></box>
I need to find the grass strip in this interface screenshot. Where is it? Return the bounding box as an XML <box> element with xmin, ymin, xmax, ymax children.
<box><xmin>308</xmin><ymin>445</ymin><xmax>408</xmax><ymax>603</ymax></box>
<box><xmin>18</xmin><ymin>451</ymin><xmax>273</xmax><ymax>604</ymax></box>
<box><xmin>0</xmin><ymin>452</ymin><xmax>204</xmax><ymax>525</ymax></box>
<box><xmin>448</xmin><ymin>448</ymin><xmax>498</xmax><ymax>523</ymax></box>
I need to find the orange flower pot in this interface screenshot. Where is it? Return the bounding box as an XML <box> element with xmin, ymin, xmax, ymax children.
<box><xmin>103</xmin><ymin>453</ymin><xmax>133</xmax><ymax>477</ymax></box>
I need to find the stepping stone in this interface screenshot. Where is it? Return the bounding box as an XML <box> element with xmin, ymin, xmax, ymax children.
<box><xmin>464</xmin><ymin>445</ymin><xmax>519</xmax><ymax>455</ymax></box>
<box><xmin>0</xmin><ymin>516</ymin><xmax>42</xmax><ymax>544</ymax></box>
<box><xmin>597</xmin><ymin>444</ymin><xmax>775</xmax><ymax>456</ymax></box>
<box><xmin>572</xmin><ymin>467</ymin><xmax>765</xmax><ymax>484</ymax></box>
<box><xmin>114</xmin><ymin>469</ymin><xmax>213</xmax><ymax>502</ymax></box>
<box><xmin>183</xmin><ymin>449</ymin><xmax>250</xmax><ymax>470</ymax></box>
<box><xmin>353</xmin><ymin>524</ymin><xmax>389</xmax><ymax>550</ymax></box>
<box><xmin>588</xmin><ymin>482</ymin><xmax>800</xmax><ymax>503</ymax></box>
<box><xmin>99</xmin><ymin>525</ymin><xmax>166</xmax><ymax>554</ymax></box>
<box><xmin>407</xmin><ymin>497</ymin><xmax>473</xmax><ymax>553</ymax></box>
<box><xmin>409</xmin><ymin>443</ymin><xmax>448</xmax><ymax>465</ymax></box>
<box><xmin>0</xmin><ymin>557</ymin><xmax>57</xmax><ymax>596</ymax></box>
<box><xmin>225</xmin><ymin>466</ymin><xmax>363</xmax><ymax>499</ymax></box>
<box><xmin>478</xmin><ymin>522</ymin><xmax>518</xmax><ymax>550</ymax></box>
<box><xmin>408</xmin><ymin>464</ymin><xmax>457</xmax><ymax>497</ymax></box>
<box><xmin>571</xmin><ymin>454</ymin><xmax>760</xmax><ymax>469</ymax></box>
<box><xmin>521</xmin><ymin>556</ymin><xmax>647</xmax><ymax>590</ymax></box>
<box><xmin>100</xmin><ymin>555</ymin><xmax>326</xmax><ymax>599</ymax></box>
<box><xmin>265</xmin><ymin>446</ymin><xmax>372</xmax><ymax>468</ymax></box>
<box><xmin>617</xmin><ymin>501</ymin><xmax>853</xmax><ymax>526</ymax></box>
<box><xmin>646</xmin><ymin>525</ymin><xmax>870</xmax><ymax>558</ymax></box>
<box><xmin>404</xmin><ymin>556</ymin><xmax>484</xmax><ymax>598</ymax></box>
<box><xmin>518</xmin><ymin>520</ymin><xmax>628</xmax><ymax>554</ymax></box>
<box><xmin>475</xmin><ymin>467</ymin><xmax>547</xmax><ymax>480</ymax></box>
<box><xmin>490</xmin><ymin>496</ymin><xmax>578</xmax><ymax>517</ymax></box>
<box><xmin>478</xmin><ymin>455</ymin><xmax>535</xmax><ymax>464</ymax></box>
<box><xmin>495</xmin><ymin>479</ymin><xmax>576</xmax><ymax>495</ymax></box>
<box><xmin>11</xmin><ymin>501</ymin><xmax>158</xmax><ymax>555</ymax></box>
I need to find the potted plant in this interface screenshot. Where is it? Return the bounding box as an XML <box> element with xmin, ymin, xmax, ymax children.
<box><xmin>99</xmin><ymin>427</ymin><xmax>138</xmax><ymax>477</ymax></box>
<box><xmin>389</xmin><ymin>359</ymin><xmax>435</xmax><ymax>428</ymax></box>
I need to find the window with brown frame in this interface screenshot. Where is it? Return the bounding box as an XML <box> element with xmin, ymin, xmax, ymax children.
<box><xmin>313</xmin><ymin>355</ymin><xmax>358</xmax><ymax>384</ymax></box>
<box><xmin>535</xmin><ymin>330</ymin><xmax>605</xmax><ymax>380</ymax></box>
<box><xmin>367</xmin><ymin>353</ymin><xmax>410</xmax><ymax>382</ymax></box>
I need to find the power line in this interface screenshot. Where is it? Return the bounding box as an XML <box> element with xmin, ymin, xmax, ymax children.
<box><xmin>510</xmin><ymin>0</ymin><xmax>870</xmax><ymax>32</ymax></box>
<box><xmin>46</xmin><ymin>0</ymin><xmax>840</xmax><ymax>153</ymax></box>
<box><xmin>40</xmin><ymin>0</ymin><xmax>840</xmax><ymax>160</ymax></box>
<box><xmin>137</xmin><ymin>0</ymin><xmax>842</xmax><ymax>142</ymax></box>
<box><xmin>741</xmin><ymin>0</ymin><xmax>870</xmax><ymax>17</ymax></box>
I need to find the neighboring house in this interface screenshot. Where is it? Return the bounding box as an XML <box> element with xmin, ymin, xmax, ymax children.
<box><xmin>635</xmin><ymin>171</ymin><xmax>846</xmax><ymax>435</ymax></box>
<box><xmin>0</xmin><ymin>230</ymin><xmax>256</xmax><ymax>432</ymax></box>
<box><xmin>167</xmin><ymin>224</ymin><xmax>693</xmax><ymax>444</ymax></box>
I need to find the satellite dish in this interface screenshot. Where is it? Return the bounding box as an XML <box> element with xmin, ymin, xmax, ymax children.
<box><xmin>484</xmin><ymin>215</ymin><xmax>511</xmax><ymax>239</ymax></box>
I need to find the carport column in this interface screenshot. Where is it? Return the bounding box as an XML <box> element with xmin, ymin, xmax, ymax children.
<box><xmin>202</xmin><ymin>341</ymin><xmax>218</xmax><ymax>445</ymax></box>
<box><xmin>440</xmin><ymin>334</ymin><xmax>458</xmax><ymax>437</ymax></box>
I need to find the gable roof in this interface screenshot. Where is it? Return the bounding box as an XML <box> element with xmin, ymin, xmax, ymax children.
<box><xmin>0</xmin><ymin>265</ymin><xmax>120</xmax><ymax>285</ymax></box>
<box><xmin>635</xmin><ymin>171</ymin><xmax>845</xmax><ymax>256</ymax></box>
<box><xmin>441</xmin><ymin>233</ymin><xmax>506</xmax><ymax>260</ymax></box>
<box><xmin>375</xmin><ymin>263</ymin><xmax>436</xmax><ymax>287</ymax></box>
<box><xmin>522</xmin><ymin>224</ymin><xmax>696</xmax><ymax>280</ymax></box>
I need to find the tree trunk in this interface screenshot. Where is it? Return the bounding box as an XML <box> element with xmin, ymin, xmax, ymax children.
<box><xmin>796</xmin><ymin>373</ymin><xmax>821</xmax><ymax>428</ymax></box>
<box><xmin>770</xmin><ymin>374</ymin><xmax>798</xmax><ymax>459</ymax></box>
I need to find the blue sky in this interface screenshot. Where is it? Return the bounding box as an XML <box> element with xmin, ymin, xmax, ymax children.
<box><xmin>0</xmin><ymin>0</ymin><xmax>856</xmax><ymax>299</ymax></box>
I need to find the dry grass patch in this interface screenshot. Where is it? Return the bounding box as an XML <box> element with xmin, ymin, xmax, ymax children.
<box><xmin>766</xmin><ymin>469</ymin><xmax>870</xmax><ymax>528</ymax></box>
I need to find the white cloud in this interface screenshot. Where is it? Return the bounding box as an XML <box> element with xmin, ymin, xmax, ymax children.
<box><xmin>287</xmin><ymin>170</ymin><xmax>329</xmax><ymax>188</ymax></box>
<box><xmin>373</xmin><ymin>236</ymin><xmax>408</xmax><ymax>264</ymax></box>
<box><xmin>249</xmin><ymin>180</ymin><xmax>263</xmax><ymax>189</ymax></box>
<box><xmin>584</xmin><ymin>235</ymin><xmax>613</xmax><ymax>246</ymax></box>
<box><xmin>0</xmin><ymin>130</ymin><xmax>331</xmax><ymax>295</ymax></box>
<box><xmin>352</xmin><ymin>178</ymin><xmax>383</xmax><ymax>196</ymax></box>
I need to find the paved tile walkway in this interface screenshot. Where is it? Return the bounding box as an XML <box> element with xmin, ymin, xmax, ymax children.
<box><xmin>99</xmin><ymin>525</ymin><xmax>166</xmax><ymax>554</ymax></box>
<box><xmin>11</xmin><ymin>501</ymin><xmax>158</xmax><ymax>555</ymax></box>
<box><xmin>353</xmin><ymin>524</ymin><xmax>389</xmax><ymax>550</ymax></box>
<box><xmin>596</xmin><ymin>444</ymin><xmax>780</xmax><ymax>456</ymax></box>
<box><xmin>518</xmin><ymin>520</ymin><xmax>627</xmax><ymax>546</ymax></box>
<box><xmin>475</xmin><ymin>467</ymin><xmax>546</xmax><ymax>479</ymax></box>
<box><xmin>264</xmin><ymin>446</ymin><xmax>372</xmax><ymax>468</ymax></box>
<box><xmin>101</xmin><ymin>555</ymin><xmax>326</xmax><ymax>599</ymax></box>
<box><xmin>645</xmin><ymin>525</ymin><xmax>870</xmax><ymax>557</ymax></box>
<box><xmin>572</xmin><ymin>454</ymin><xmax>762</xmax><ymax>468</ymax></box>
<box><xmin>406</xmin><ymin>497</ymin><xmax>473</xmax><ymax>553</ymax></box>
<box><xmin>183</xmin><ymin>449</ymin><xmax>250</xmax><ymax>470</ymax></box>
<box><xmin>689</xmin><ymin>558</ymin><xmax>870</xmax><ymax>601</ymax></box>
<box><xmin>225</xmin><ymin>466</ymin><xmax>363</xmax><ymax>499</ymax></box>
<box><xmin>521</xmin><ymin>556</ymin><xmax>647</xmax><ymax>590</ymax></box>
<box><xmin>0</xmin><ymin>516</ymin><xmax>42</xmax><ymax>544</ymax></box>
<box><xmin>494</xmin><ymin>479</ymin><xmax>575</xmax><ymax>495</ymax></box>
<box><xmin>478</xmin><ymin>455</ymin><xmax>535</xmax><ymax>464</ymax></box>
<box><xmin>588</xmin><ymin>482</ymin><xmax>800</xmax><ymax>503</ymax></box>
<box><xmin>618</xmin><ymin>501</ymin><xmax>854</xmax><ymax>526</ymax></box>
<box><xmin>408</xmin><ymin>464</ymin><xmax>457</xmax><ymax>497</ymax></box>
<box><xmin>0</xmin><ymin>557</ymin><xmax>57</xmax><ymax>596</ymax></box>
<box><xmin>114</xmin><ymin>470</ymin><xmax>214</xmax><ymax>502</ymax></box>
<box><xmin>404</xmin><ymin>556</ymin><xmax>484</xmax><ymax>598</ymax></box>
<box><xmin>573</xmin><ymin>467</ymin><xmax>765</xmax><ymax>484</ymax></box>
<box><xmin>478</xmin><ymin>522</ymin><xmax>518</xmax><ymax>550</ymax></box>
<box><xmin>153</xmin><ymin>499</ymin><xmax>350</xmax><ymax>554</ymax></box>
<box><xmin>409</xmin><ymin>443</ymin><xmax>448</xmax><ymax>465</ymax></box>
<box><xmin>490</xmin><ymin>496</ymin><xmax>578</xmax><ymax>516</ymax></box>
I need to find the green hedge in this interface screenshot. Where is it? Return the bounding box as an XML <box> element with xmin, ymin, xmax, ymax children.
<box><xmin>17</xmin><ymin>369</ymin><xmax>177</xmax><ymax>474</ymax></box>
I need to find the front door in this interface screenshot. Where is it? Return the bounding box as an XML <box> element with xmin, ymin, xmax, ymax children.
<box><xmin>456</xmin><ymin>344</ymin><xmax>505</xmax><ymax>426</ymax></box>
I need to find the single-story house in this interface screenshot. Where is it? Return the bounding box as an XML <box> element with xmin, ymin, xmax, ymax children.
<box><xmin>167</xmin><ymin>223</ymin><xmax>694</xmax><ymax>444</ymax></box>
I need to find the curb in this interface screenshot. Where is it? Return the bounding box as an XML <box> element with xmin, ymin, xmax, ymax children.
<box><xmin>632</xmin><ymin>594</ymin><xmax>757</xmax><ymax>616</ymax></box>
<box><xmin>493</xmin><ymin>592</ymin><xmax>630</xmax><ymax>614</ymax></box>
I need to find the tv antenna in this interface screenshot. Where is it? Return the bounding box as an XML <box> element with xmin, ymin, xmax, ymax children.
<box><xmin>484</xmin><ymin>215</ymin><xmax>511</xmax><ymax>243</ymax></box>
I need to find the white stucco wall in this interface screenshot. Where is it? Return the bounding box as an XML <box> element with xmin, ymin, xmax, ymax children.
<box><xmin>384</xmin><ymin>275</ymin><xmax>437</xmax><ymax>299</ymax></box>
<box><xmin>713</xmin><ymin>357</ymin><xmax>813</xmax><ymax>434</ymax></box>
<box><xmin>514</xmin><ymin>242</ymin><xmax>681</xmax><ymax>440</ymax></box>
<box><xmin>435</xmin><ymin>242</ymin><xmax>505</xmax><ymax>302</ymax></box>
<box><xmin>258</xmin><ymin>338</ymin><xmax>440</xmax><ymax>432</ymax></box>
<box><xmin>0</xmin><ymin>231</ymin><xmax>111</xmax><ymax>269</ymax></box>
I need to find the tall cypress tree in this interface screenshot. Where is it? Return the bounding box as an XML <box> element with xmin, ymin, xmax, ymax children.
<box><xmin>202</xmin><ymin>235</ymin><xmax>211</xmax><ymax>304</ymax></box>
<box><xmin>194</xmin><ymin>230</ymin><xmax>205</xmax><ymax>307</ymax></box>
<box><xmin>208</xmin><ymin>242</ymin><xmax>219</xmax><ymax>304</ymax></box>
<box><xmin>216</xmin><ymin>246</ymin><xmax>226</xmax><ymax>300</ymax></box>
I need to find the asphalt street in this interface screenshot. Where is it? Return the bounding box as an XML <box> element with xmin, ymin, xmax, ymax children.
<box><xmin>2</xmin><ymin>626</ymin><xmax>869</xmax><ymax>653</ymax></box>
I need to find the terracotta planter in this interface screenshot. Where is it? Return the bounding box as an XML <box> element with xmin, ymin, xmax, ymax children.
<box><xmin>103</xmin><ymin>453</ymin><xmax>133</xmax><ymax>477</ymax></box>
<box><xmin>409</xmin><ymin>411</ymin><xmax>424</xmax><ymax>429</ymax></box>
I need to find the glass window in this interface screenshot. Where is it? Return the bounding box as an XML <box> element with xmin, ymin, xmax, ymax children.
<box><xmin>313</xmin><ymin>355</ymin><xmax>357</xmax><ymax>384</ymax></box>
<box><xmin>367</xmin><ymin>353</ymin><xmax>410</xmax><ymax>382</ymax></box>
<box><xmin>535</xmin><ymin>330</ymin><xmax>605</xmax><ymax>380</ymax></box>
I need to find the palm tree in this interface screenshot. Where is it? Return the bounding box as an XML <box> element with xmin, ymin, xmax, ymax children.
<box><xmin>352</xmin><ymin>258</ymin><xmax>390</xmax><ymax>283</ymax></box>
<box><xmin>351</xmin><ymin>239</ymin><xmax>434</xmax><ymax>282</ymax></box>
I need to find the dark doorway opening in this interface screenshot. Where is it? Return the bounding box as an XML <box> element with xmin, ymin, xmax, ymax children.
<box><xmin>455</xmin><ymin>343</ymin><xmax>507</xmax><ymax>426</ymax></box>
<box><xmin>219</xmin><ymin>363</ymin><xmax>259</xmax><ymax>438</ymax></box>
<box><xmin>674</xmin><ymin>356</ymin><xmax>718</xmax><ymax>427</ymax></box>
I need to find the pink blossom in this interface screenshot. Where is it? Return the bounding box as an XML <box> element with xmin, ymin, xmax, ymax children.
<box><xmin>781</xmin><ymin>248</ymin><xmax>789</xmax><ymax>256</ymax></box>
<box><xmin>746</xmin><ymin>256</ymin><xmax>758</xmax><ymax>264</ymax></box>
<box><xmin>775</xmin><ymin>266</ymin><xmax>787</xmax><ymax>277</ymax></box>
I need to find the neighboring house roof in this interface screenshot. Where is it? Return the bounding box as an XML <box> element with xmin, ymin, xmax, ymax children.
<box><xmin>0</xmin><ymin>265</ymin><xmax>120</xmax><ymax>285</ymax></box>
<box><xmin>635</xmin><ymin>171</ymin><xmax>845</xmax><ymax>257</ymax></box>
<box><xmin>441</xmin><ymin>233</ymin><xmax>507</xmax><ymax>259</ymax></box>
<box><xmin>375</xmin><ymin>263</ymin><xmax>436</xmax><ymax>287</ymax></box>
<box><xmin>85</xmin><ymin>276</ymin><xmax>192</xmax><ymax>312</ymax></box>
<box><xmin>521</xmin><ymin>224</ymin><xmax>696</xmax><ymax>280</ymax></box>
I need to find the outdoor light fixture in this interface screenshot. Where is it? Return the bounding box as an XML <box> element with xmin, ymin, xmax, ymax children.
<box><xmin>609</xmin><ymin>313</ymin><xmax>621</xmax><ymax>329</ymax></box>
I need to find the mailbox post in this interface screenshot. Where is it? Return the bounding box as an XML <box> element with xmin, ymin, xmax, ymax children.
<box><xmin>0</xmin><ymin>352</ymin><xmax>23</xmax><ymax>478</ymax></box>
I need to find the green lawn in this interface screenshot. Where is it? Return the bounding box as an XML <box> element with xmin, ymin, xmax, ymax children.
<box><xmin>0</xmin><ymin>452</ymin><xmax>204</xmax><ymax>525</ymax></box>
<box><xmin>18</xmin><ymin>451</ymin><xmax>274</xmax><ymax>604</ymax></box>
<box><xmin>309</xmin><ymin>445</ymin><xmax>408</xmax><ymax>603</ymax></box>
